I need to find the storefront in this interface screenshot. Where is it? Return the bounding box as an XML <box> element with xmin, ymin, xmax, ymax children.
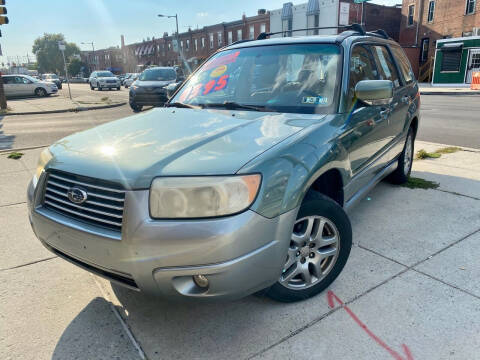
<box><xmin>432</xmin><ymin>36</ymin><xmax>480</xmax><ymax>86</ymax></box>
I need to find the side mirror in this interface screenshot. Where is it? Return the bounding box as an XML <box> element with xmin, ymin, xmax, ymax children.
<box><xmin>355</xmin><ymin>80</ymin><xmax>393</xmax><ymax>106</ymax></box>
<box><xmin>166</xmin><ymin>82</ymin><xmax>182</xmax><ymax>99</ymax></box>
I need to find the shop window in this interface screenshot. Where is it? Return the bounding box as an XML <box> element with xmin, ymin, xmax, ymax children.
<box><xmin>441</xmin><ymin>50</ymin><xmax>462</xmax><ymax>72</ymax></box>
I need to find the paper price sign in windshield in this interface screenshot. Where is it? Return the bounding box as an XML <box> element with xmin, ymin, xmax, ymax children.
<box><xmin>179</xmin><ymin>75</ymin><xmax>229</xmax><ymax>102</ymax></box>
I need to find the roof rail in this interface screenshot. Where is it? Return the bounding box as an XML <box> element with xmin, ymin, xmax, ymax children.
<box><xmin>256</xmin><ymin>23</ymin><xmax>366</xmax><ymax>40</ymax></box>
<box><xmin>365</xmin><ymin>29</ymin><xmax>391</xmax><ymax>39</ymax></box>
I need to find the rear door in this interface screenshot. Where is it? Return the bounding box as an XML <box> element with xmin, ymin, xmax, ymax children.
<box><xmin>2</xmin><ymin>76</ymin><xmax>16</xmax><ymax>96</ymax></box>
<box><xmin>370</xmin><ymin>45</ymin><xmax>408</xmax><ymax>146</ymax></box>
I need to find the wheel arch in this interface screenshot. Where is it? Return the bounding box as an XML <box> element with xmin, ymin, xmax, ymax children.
<box><xmin>409</xmin><ymin>116</ymin><xmax>419</xmax><ymax>137</ymax></box>
<box><xmin>303</xmin><ymin>168</ymin><xmax>345</xmax><ymax>207</ymax></box>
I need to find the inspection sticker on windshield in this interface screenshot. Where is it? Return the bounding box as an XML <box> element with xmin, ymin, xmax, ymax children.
<box><xmin>210</xmin><ymin>65</ymin><xmax>227</xmax><ymax>78</ymax></box>
<box><xmin>302</xmin><ymin>96</ymin><xmax>328</xmax><ymax>105</ymax></box>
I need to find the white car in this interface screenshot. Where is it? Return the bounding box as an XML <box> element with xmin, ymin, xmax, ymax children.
<box><xmin>2</xmin><ymin>74</ymin><xmax>58</xmax><ymax>97</ymax></box>
<box><xmin>89</xmin><ymin>71</ymin><xmax>121</xmax><ymax>91</ymax></box>
<box><xmin>124</xmin><ymin>73</ymin><xmax>139</xmax><ymax>88</ymax></box>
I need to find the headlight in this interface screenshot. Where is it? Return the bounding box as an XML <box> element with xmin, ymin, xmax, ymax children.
<box><xmin>33</xmin><ymin>148</ymin><xmax>53</xmax><ymax>188</ymax></box>
<box><xmin>149</xmin><ymin>175</ymin><xmax>261</xmax><ymax>218</ymax></box>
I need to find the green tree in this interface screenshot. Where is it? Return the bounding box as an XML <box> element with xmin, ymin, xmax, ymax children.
<box><xmin>32</xmin><ymin>33</ymin><xmax>80</xmax><ymax>75</ymax></box>
<box><xmin>67</xmin><ymin>58</ymin><xmax>87</xmax><ymax>76</ymax></box>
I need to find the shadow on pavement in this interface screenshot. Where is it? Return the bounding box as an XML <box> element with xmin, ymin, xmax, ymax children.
<box><xmin>52</xmin><ymin>297</ymin><xmax>139</xmax><ymax>360</ymax></box>
<box><xmin>0</xmin><ymin>115</ymin><xmax>15</xmax><ymax>150</ymax></box>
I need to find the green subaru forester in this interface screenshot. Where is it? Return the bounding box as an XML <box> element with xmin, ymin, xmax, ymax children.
<box><xmin>28</xmin><ymin>26</ymin><xmax>419</xmax><ymax>302</ymax></box>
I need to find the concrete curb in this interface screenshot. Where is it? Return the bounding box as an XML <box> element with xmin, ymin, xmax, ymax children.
<box><xmin>1</xmin><ymin>101</ymin><xmax>127</xmax><ymax>116</ymax></box>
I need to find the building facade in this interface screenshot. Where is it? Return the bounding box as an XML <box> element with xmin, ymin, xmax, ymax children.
<box><xmin>399</xmin><ymin>0</ymin><xmax>480</xmax><ymax>80</ymax></box>
<box><xmin>270</xmin><ymin>0</ymin><xmax>400</xmax><ymax>40</ymax></box>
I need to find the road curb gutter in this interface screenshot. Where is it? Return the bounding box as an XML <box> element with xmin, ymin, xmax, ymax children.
<box><xmin>1</xmin><ymin>101</ymin><xmax>127</xmax><ymax>116</ymax></box>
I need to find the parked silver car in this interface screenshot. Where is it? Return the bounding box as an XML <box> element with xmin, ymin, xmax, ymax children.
<box><xmin>89</xmin><ymin>71</ymin><xmax>121</xmax><ymax>91</ymax></box>
<box><xmin>2</xmin><ymin>74</ymin><xmax>58</xmax><ymax>97</ymax></box>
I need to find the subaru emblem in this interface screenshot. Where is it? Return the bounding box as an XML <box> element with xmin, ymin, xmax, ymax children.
<box><xmin>67</xmin><ymin>187</ymin><xmax>88</xmax><ymax>204</ymax></box>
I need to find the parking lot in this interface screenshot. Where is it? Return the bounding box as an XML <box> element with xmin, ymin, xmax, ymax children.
<box><xmin>1</xmin><ymin>141</ymin><xmax>479</xmax><ymax>360</ymax></box>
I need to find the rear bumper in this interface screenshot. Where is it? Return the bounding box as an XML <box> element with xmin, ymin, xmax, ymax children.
<box><xmin>27</xmin><ymin>176</ymin><xmax>297</xmax><ymax>300</ymax></box>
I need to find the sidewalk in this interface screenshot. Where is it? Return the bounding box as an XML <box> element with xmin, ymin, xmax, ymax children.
<box><xmin>1</xmin><ymin>141</ymin><xmax>479</xmax><ymax>359</ymax></box>
<box><xmin>2</xmin><ymin>83</ymin><xmax>128</xmax><ymax>116</ymax></box>
<box><xmin>419</xmin><ymin>82</ymin><xmax>480</xmax><ymax>95</ymax></box>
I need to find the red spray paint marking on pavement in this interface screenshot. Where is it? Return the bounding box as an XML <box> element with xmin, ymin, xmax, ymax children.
<box><xmin>327</xmin><ymin>290</ymin><xmax>414</xmax><ymax>360</ymax></box>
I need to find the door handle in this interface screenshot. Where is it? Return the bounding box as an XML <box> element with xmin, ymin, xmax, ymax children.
<box><xmin>379</xmin><ymin>108</ymin><xmax>390</xmax><ymax>120</ymax></box>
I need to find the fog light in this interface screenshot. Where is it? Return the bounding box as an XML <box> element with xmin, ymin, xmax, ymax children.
<box><xmin>193</xmin><ymin>274</ymin><xmax>209</xmax><ymax>288</ymax></box>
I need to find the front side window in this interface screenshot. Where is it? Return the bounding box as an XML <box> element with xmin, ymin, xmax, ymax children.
<box><xmin>139</xmin><ymin>68</ymin><xmax>176</xmax><ymax>81</ymax></box>
<box><xmin>347</xmin><ymin>45</ymin><xmax>379</xmax><ymax>109</ymax></box>
<box><xmin>428</xmin><ymin>1</ymin><xmax>435</xmax><ymax>22</ymax></box>
<box><xmin>390</xmin><ymin>45</ymin><xmax>415</xmax><ymax>84</ymax></box>
<box><xmin>173</xmin><ymin>44</ymin><xmax>341</xmax><ymax>114</ymax></box>
<box><xmin>466</xmin><ymin>0</ymin><xmax>476</xmax><ymax>14</ymax></box>
<box><xmin>408</xmin><ymin>5</ymin><xmax>415</xmax><ymax>26</ymax></box>
<box><xmin>371</xmin><ymin>45</ymin><xmax>401</xmax><ymax>88</ymax></box>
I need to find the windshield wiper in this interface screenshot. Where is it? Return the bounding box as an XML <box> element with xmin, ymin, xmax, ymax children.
<box><xmin>203</xmin><ymin>101</ymin><xmax>269</xmax><ymax>112</ymax></box>
<box><xmin>165</xmin><ymin>102</ymin><xmax>199</xmax><ymax>109</ymax></box>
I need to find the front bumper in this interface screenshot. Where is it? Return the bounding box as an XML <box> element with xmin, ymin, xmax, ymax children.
<box><xmin>99</xmin><ymin>82</ymin><xmax>120</xmax><ymax>88</ymax></box>
<box><xmin>27</xmin><ymin>176</ymin><xmax>297</xmax><ymax>300</ymax></box>
<box><xmin>129</xmin><ymin>88</ymin><xmax>168</xmax><ymax>106</ymax></box>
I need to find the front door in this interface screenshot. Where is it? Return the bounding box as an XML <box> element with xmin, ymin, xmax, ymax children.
<box><xmin>466</xmin><ymin>49</ymin><xmax>480</xmax><ymax>84</ymax></box>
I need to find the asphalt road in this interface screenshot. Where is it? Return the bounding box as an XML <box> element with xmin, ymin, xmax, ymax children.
<box><xmin>416</xmin><ymin>95</ymin><xmax>480</xmax><ymax>149</ymax></box>
<box><xmin>0</xmin><ymin>95</ymin><xmax>478</xmax><ymax>151</ymax></box>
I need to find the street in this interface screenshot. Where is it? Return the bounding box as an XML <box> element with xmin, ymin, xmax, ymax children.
<box><xmin>1</xmin><ymin>94</ymin><xmax>479</xmax><ymax>151</ymax></box>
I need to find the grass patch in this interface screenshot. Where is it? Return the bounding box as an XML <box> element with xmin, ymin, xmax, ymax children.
<box><xmin>415</xmin><ymin>149</ymin><xmax>441</xmax><ymax>160</ymax></box>
<box><xmin>436</xmin><ymin>146</ymin><xmax>461</xmax><ymax>154</ymax></box>
<box><xmin>7</xmin><ymin>152</ymin><xmax>24</xmax><ymax>160</ymax></box>
<box><xmin>101</xmin><ymin>96</ymin><xmax>110</xmax><ymax>102</ymax></box>
<box><xmin>401</xmin><ymin>177</ymin><xmax>439</xmax><ymax>190</ymax></box>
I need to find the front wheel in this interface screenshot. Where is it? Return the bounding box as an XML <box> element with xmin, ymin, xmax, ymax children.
<box><xmin>35</xmin><ymin>88</ymin><xmax>48</xmax><ymax>97</ymax></box>
<box><xmin>130</xmin><ymin>102</ymin><xmax>142</xmax><ymax>112</ymax></box>
<box><xmin>116</xmin><ymin>87</ymin><xmax>121</xmax><ymax>91</ymax></box>
<box><xmin>387</xmin><ymin>127</ymin><xmax>414</xmax><ymax>184</ymax></box>
<box><xmin>90</xmin><ymin>83</ymin><xmax>95</xmax><ymax>90</ymax></box>
<box><xmin>265</xmin><ymin>192</ymin><xmax>352</xmax><ymax>302</ymax></box>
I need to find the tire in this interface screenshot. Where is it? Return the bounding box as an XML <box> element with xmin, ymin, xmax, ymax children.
<box><xmin>117</xmin><ymin>87</ymin><xmax>121</xmax><ymax>91</ymax></box>
<box><xmin>130</xmin><ymin>102</ymin><xmax>142</xmax><ymax>112</ymax></box>
<box><xmin>98</xmin><ymin>85</ymin><xmax>102</xmax><ymax>91</ymax></box>
<box><xmin>265</xmin><ymin>192</ymin><xmax>352</xmax><ymax>302</ymax></box>
<box><xmin>90</xmin><ymin>82</ymin><xmax>95</xmax><ymax>90</ymax></box>
<box><xmin>387</xmin><ymin>127</ymin><xmax>414</xmax><ymax>185</ymax></box>
<box><xmin>58</xmin><ymin>84</ymin><xmax>62</xmax><ymax>89</ymax></box>
<box><xmin>35</xmin><ymin>88</ymin><xmax>48</xmax><ymax>97</ymax></box>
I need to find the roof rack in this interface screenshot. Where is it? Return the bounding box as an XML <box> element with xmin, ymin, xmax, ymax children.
<box><xmin>366</xmin><ymin>29</ymin><xmax>391</xmax><ymax>39</ymax></box>
<box><xmin>256</xmin><ymin>23</ymin><xmax>366</xmax><ymax>40</ymax></box>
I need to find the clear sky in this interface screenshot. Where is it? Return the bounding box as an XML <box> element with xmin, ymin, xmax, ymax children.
<box><xmin>1</xmin><ymin>0</ymin><xmax>399</xmax><ymax>65</ymax></box>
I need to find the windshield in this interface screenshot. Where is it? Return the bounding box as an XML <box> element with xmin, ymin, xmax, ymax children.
<box><xmin>139</xmin><ymin>68</ymin><xmax>176</xmax><ymax>81</ymax></box>
<box><xmin>23</xmin><ymin>75</ymin><xmax>39</xmax><ymax>83</ymax></box>
<box><xmin>97</xmin><ymin>71</ymin><xmax>114</xmax><ymax>77</ymax></box>
<box><xmin>172</xmin><ymin>44</ymin><xmax>341</xmax><ymax>114</ymax></box>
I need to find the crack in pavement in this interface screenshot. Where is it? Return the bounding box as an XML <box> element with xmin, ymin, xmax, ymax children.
<box><xmin>0</xmin><ymin>256</ymin><xmax>57</xmax><ymax>271</ymax></box>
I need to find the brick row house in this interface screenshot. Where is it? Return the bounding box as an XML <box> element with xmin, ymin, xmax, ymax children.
<box><xmin>399</xmin><ymin>0</ymin><xmax>480</xmax><ymax>80</ymax></box>
<box><xmin>82</xmin><ymin>10</ymin><xmax>269</xmax><ymax>75</ymax></box>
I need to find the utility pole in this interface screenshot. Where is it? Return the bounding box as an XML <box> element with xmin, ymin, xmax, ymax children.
<box><xmin>58</xmin><ymin>41</ymin><xmax>72</xmax><ymax>100</ymax></box>
<box><xmin>158</xmin><ymin>13</ymin><xmax>191</xmax><ymax>74</ymax></box>
<box><xmin>0</xmin><ymin>0</ymin><xmax>9</xmax><ymax>110</ymax></box>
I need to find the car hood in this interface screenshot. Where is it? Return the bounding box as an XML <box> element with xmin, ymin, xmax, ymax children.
<box><xmin>46</xmin><ymin>108</ymin><xmax>326</xmax><ymax>189</ymax></box>
<box><xmin>135</xmin><ymin>80</ymin><xmax>176</xmax><ymax>88</ymax></box>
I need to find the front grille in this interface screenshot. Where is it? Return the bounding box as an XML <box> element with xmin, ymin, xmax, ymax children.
<box><xmin>106</xmin><ymin>80</ymin><xmax>117</xmax><ymax>83</ymax></box>
<box><xmin>43</xmin><ymin>170</ymin><xmax>125</xmax><ymax>232</ymax></box>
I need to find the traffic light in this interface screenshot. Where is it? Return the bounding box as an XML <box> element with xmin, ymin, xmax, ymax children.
<box><xmin>0</xmin><ymin>0</ymin><xmax>8</xmax><ymax>25</ymax></box>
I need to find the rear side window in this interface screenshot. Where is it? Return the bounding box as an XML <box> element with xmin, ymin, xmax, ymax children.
<box><xmin>390</xmin><ymin>45</ymin><xmax>415</xmax><ymax>84</ymax></box>
<box><xmin>2</xmin><ymin>76</ymin><xmax>12</xmax><ymax>84</ymax></box>
<box><xmin>371</xmin><ymin>45</ymin><xmax>401</xmax><ymax>88</ymax></box>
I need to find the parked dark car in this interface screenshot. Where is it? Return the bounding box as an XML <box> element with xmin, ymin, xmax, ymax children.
<box><xmin>128</xmin><ymin>67</ymin><xmax>179</xmax><ymax>112</ymax></box>
<box><xmin>42</xmin><ymin>73</ymin><xmax>62</xmax><ymax>89</ymax></box>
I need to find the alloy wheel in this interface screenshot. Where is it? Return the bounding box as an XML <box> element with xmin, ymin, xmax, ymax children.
<box><xmin>280</xmin><ymin>216</ymin><xmax>340</xmax><ymax>290</ymax></box>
